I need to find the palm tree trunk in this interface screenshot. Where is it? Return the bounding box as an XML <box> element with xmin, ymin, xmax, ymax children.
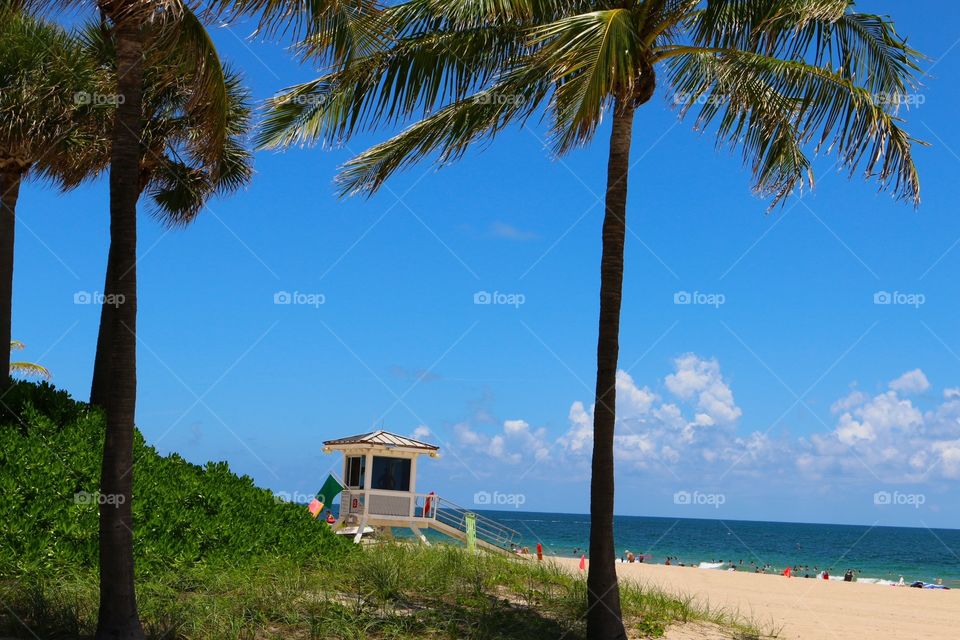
<box><xmin>94</xmin><ymin>17</ymin><xmax>145</xmax><ymax>640</ymax></box>
<box><xmin>0</xmin><ymin>169</ymin><xmax>21</xmax><ymax>393</ymax></box>
<box><xmin>90</xmin><ymin>243</ymin><xmax>118</xmax><ymax>407</ymax></box>
<box><xmin>586</xmin><ymin>101</ymin><xmax>635</xmax><ymax>640</ymax></box>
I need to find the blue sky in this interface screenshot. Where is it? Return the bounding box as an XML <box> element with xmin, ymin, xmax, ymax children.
<box><xmin>14</xmin><ymin>2</ymin><xmax>960</xmax><ymax>529</ymax></box>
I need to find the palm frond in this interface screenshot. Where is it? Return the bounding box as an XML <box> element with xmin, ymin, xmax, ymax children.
<box><xmin>152</xmin><ymin>2</ymin><xmax>230</xmax><ymax>162</ymax></box>
<box><xmin>689</xmin><ymin>0</ymin><xmax>922</xmax><ymax>96</ymax></box>
<box><xmin>668</xmin><ymin>50</ymin><xmax>813</xmax><ymax>205</ymax></box>
<box><xmin>145</xmin><ymin>157</ymin><xmax>211</xmax><ymax>227</ymax></box>
<box><xmin>210</xmin><ymin>0</ymin><xmax>384</xmax><ymax>64</ymax></box>
<box><xmin>259</xmin><ymin>23</ymin><xmax>527</xmax><ymax>149</ymax></box>
<box><xmin>9</xmin><ymin>341</ymin><xmax>50</xmax><ymax>379</ymax></box>
<box><xmin>0</xmin><ymin>7</ymin><xmax>109</xmax><ymax>186</ymax></box>
<box><xmin>525</xmin><ymin>9</ymin><xmax>642</xmax><ymax>153</ymax></box>
<box><xmin>667</xmin><ymin>48</ymin><xmax>922</xmax><ymax>205</ymax></box>
<box><xmin>77</xmin><ymin>17</ymin><xmax>254</xmax><ymax>226</ymax></box>
<box><xmin>10</xmin><ymin>361</ymin><xmax>51</xmax><ymax>380</ymax></box>
<box><xmin>337</xmin><ymin>75</ymin><xmax>548</xmax><ymax>196</ymax></box>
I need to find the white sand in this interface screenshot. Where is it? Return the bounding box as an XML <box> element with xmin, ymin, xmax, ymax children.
<box><xmin>549</xmin><ymin>557</ymin><xmax>960</xmax><ymax>639</ymax></box>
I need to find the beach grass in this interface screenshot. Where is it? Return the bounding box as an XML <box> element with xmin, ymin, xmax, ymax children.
<box><xmin>1</xmin><ymin>543</ymin><xmax>775</xmax><ymax>639</ymax></box>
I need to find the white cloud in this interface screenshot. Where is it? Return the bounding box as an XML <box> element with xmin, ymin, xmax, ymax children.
<box><xmin>831</xmin><ymin>390</ymin><xmax>867</xmax><ymax>414</ymax></box>
<box><xmin>490</xmin><ymin>221</ymin><xmax>538</xmax><ymax>241</ymax></box>
<box><xmin>444</xmin><ymin>357</ymin><xmax>960</xmax><ymax>490</ymax></box>
<box><xmin>889</xmin><ymin>369</ymin><xmax>930</xmax><ymax>394</ymax></box>
<box><xmin>616</xmin><ymin>370</ymin><xmax>657</xmax><ymax>415</ymax></box>
<box><xmin>801</xmin><ymin>379</ymin><xmax>960</xmax><ymax>482</ymax></box>
<box><xmin>411</xmin><ymin>425</ymin><xmax>432</xmax><ymax>441</ymax></box>
<box><xmin>553</xmin><ymin>355</ymin><xmax>746</xmax><ymax>471</ymax></box>
<box><xmin>664</xmin><ymin>354</ymin><xmax>742</xmax><ymax>424</ymax></box>
<box><xmin>454</xmin><ymin>419</ymin><xmax>549</xmax><ymax>466</ymax></box>
<box><xmin>836</xmin><ymin>414</ymin><xmax>875</xmax><ymax>444</ymax></box>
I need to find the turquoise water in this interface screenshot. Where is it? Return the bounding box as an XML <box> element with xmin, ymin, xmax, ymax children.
<box><xmin>474</xmin><ymin>511</ymin><xmax>960</xmax><ymax>585</ymax></box>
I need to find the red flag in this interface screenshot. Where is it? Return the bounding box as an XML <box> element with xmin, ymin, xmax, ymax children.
<box><xmin>783</xmin><ymin>567</ymin><xmax>792</xmax><ymax>578</ymax></box>
<box><xmin>308</xmin><ymin>498</ymin><xmax>323</xmax><ymax>518</ymax></box>
<box><xmin>579</xmin><ymin>555</ymin><xmax>586</xmax><ymax>571</ymax></box>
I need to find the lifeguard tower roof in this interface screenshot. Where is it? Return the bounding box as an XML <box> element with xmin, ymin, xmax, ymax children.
<box><xmin>323</xmin><ymin>430</ymin><xmax>438</xmax><ymax>452</ymax></box>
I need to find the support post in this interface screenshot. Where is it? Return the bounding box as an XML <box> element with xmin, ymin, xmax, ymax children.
<box><xmin>353</xmin><ymin>514</ymin><xmax>368</xmax><ymax>544</ymax></box>
<box><xmin>410</xmin><ymin>525</ymin><xmax>430</xmax><ymax>546</ymax></box>
<box><xmin>465</xmin><ymin>513</ymin><xmax>477</xmax><ymax>554</ymax></box>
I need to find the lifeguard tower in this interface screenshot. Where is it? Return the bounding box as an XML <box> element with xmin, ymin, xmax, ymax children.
<box><xmin>323</xmin><ymin>430</ymin><xmax>519</xmax><ymax>554</ymax></box>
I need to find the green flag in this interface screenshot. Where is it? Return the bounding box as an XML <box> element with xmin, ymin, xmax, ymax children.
<box><xmin>316</xmin><ymin>474</ymin><xmax>344</xmax><ymax>505</ymax></box>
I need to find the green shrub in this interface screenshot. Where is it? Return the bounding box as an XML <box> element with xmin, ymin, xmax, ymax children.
<box><xmin>0</xmin><ymin>382</ymin><xmax>352</xmax><ymax>577</ymax></box>
<box><xmin>0</xmin><ymin>380</ymin><xmax>86</xmax><ymax>432</ymax></box>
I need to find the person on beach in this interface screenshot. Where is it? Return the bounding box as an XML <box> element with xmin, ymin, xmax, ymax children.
<box><xmin>626</xmin><ymin>551</ymin><xmax>635</xmax><ymax>563</ymax></box>
<box><xmin>822</xmin><ymin>570</ymin><xmax>830</xmax><ymax>580</ymax></box>
<box><xmin>536</xmin><ymin>543</ymin><xmax>543</xmax><ymax>561</ymax></box>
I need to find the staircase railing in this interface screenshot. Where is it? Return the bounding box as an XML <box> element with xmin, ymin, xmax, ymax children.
<box><xmin>434</xmin><ymin>497</ymin><xmax>521</xmax><ymax>551</ymax></box>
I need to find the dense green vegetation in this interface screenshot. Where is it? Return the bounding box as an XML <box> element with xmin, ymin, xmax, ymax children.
<box><xmin>0</xmin><ymin>381</ymin><xmax>351</xmax><ymax>577</ymax></box>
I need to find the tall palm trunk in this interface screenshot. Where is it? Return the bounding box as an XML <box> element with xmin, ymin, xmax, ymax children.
<box><xmin>90</xmin><ymin>244</ymin><xmax>118</xmax><ymax>407</ymax></box>
<box><xmin>586</xmin><ymin>101</ymin><xmax>635</xmax><ymax>640</ymax></box>
<box><xmin>94</xmin><ymin>17</ymin><xmax>145</xmax><ymax>640</ymax></box>
<box><xmin>0</xmin><ymin>168</ymin><xmax>21</xmax><ymax>392</ymax></box>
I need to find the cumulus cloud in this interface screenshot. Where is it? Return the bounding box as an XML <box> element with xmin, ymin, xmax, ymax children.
<box><xmin>889</xmin><ymin>369</ymin><xmax>930</xmax><ymax>394</ymax></box>
<box><xmin>453</xmin><ymin>419</ymin><xmax>550</xmax><ymax>466</ymax></box>
<box><xmin>664</xmin><ymin>354</ymin><xmax>742</xmax><ymax>424</ymax></box>
<box><xmin>442</xmin><ymin>362</ymin><xmax>960</xmax><ymax>490</ymax></box>
<box><xmin>803</xmin><ymin>369</ymin><xmax>960</xmax><ymax>482</ymax></box>
<box><xmin>411</xmin><ymin>425</ymin><xmax>432</xmax><ymax>441</ymax></box>
<box><xmin>831</xmin><ymin>390</ymin><xmax>867</xmax><ymax>414</ymax></box>
<box><xmin>552</xmin><ymin>354</ymin><xmax>750</xmax><ymax>472</ymax></box>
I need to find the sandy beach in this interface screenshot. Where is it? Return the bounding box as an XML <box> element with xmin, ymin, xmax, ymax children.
<box><xmin>550</xmin><ymin>557</ymin><xmax>960</xmax><ymax>639</ymax></box>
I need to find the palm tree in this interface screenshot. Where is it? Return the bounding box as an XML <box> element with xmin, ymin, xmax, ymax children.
<box><xmin>74</xmin><ymin>7</ymin><xmax>249</xmax><ymax>637</ymax></box>
<box><xmin>0</xmin><ymin>8</ymin><xmax>107</xmax><ymax>393</ymax></box>
<box><xmin>259</xmin><ymin>1</ymin><xmax>923</xmax><ymax>637</ymax></box>
<box><xmin>10</xmin><ymin>340</ymin><xmax>51</xmax><ymax>379</ymax></box>
<box><xmin>85</xmin><ymin>19</ymin><xmax>254</xmax><ymax>409</ymax></box>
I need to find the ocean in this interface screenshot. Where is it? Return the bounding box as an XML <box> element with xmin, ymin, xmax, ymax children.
<box><xmin>471</xmin><ymin>510</ymin><xmax>960</xmax><ymax>585</ymax></box>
